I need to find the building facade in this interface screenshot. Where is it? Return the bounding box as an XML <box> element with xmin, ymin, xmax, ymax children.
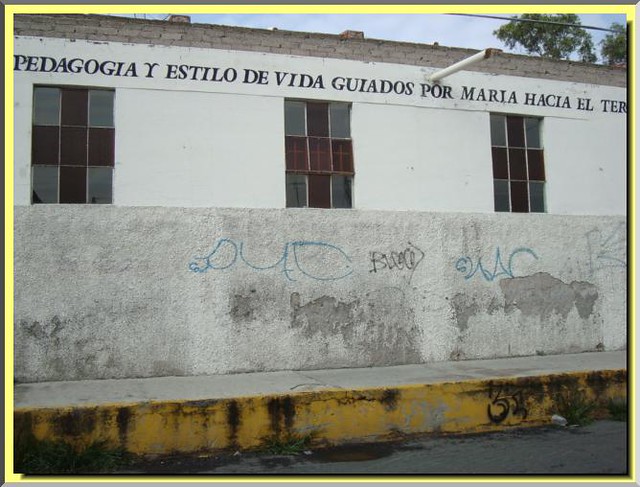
<box><xmin>13</xmin><ymin>14</ymin><xmax>627</xmax><ymax>382</ymax></box>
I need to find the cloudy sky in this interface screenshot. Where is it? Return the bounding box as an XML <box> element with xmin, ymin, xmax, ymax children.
<box><xmin>117</xmin><ymin>12</ymin><xmax>627</xmax><ymax>63</ymax></box>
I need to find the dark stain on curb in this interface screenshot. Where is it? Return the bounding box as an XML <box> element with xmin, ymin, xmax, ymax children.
<box><xmin>116</xmin><ymin>407</ymin><xmax>131</xmax><ymax>445</ymax></box>
<box><xmin>267</xmin><ymin>397</ymin><xmax>296</xmax><ymax>436</ymax></box>
<box><xmin>381</xmin><ymin>389</ymin><xmax>400</xmax><ymax>411</ymax></box>
<box><xmin>56</xmin><ymin>408</ymin><xmax>97</xmax><ymax>437</ymax></box>
<box><xmin>226</xmin><ymin>400</ymin><xmax>241</xmax><ymax>446</ymax></box>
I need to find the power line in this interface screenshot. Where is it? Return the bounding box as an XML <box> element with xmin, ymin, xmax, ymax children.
<box><xmin>447</xmin><ymin>13</ymin><xmax>620</xmax><ymax>33</ymax></box>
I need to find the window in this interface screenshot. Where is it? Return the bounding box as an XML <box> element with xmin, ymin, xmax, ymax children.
<box><xmin>490</xmin><ymin>114</ymin><xmax>545</xmax><ymax>213</ymax></box>
<box><xmin>31</xmin><ymin>86</ymin><xmax>115</xmax><ymax>204</ymax></box>
<box><xmin>285</xmin><ymin>100</ymin><xmax>354</xmax><ymax>208</ymax></box>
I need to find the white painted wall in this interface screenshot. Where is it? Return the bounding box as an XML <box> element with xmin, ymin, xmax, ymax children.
<box><xmin>354</xmin><ymin>104</ymin><xmax>493</xmax><ymax>212</ymax></box>
<box><xmin>115</xmin><ymin>89</ymin><xmax>285</xmax><ymax>207</ymax></box>
<box><xmin>544</xmin><ymin>117</ymin><xmax>627</xmax><ymax>215</ymax></box>
<box><xmin>14</xmin><ymin>206</ymin><xmax>627</xmax><ymax>382</ymax></box>
<box><xmin>13</xmin><ymin>36</ymin><xmax>627</xmax><ymax>215</ymax></box>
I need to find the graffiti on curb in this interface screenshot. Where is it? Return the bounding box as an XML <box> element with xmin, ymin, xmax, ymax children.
<box><xmin>189</xmin><ymin>238</ymin><xmax>353</xmax><ymax>282</ymax></box>
<box><xmin>455</xmin><ymin>247</ymin><xmax>538</xmax><ymax>282</ymax></box>
<box><xmin>487</xmin><ymin>385</ymin><xmax>528</xmax><ymax>424</ymax></box>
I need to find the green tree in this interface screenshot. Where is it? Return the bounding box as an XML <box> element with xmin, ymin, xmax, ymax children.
<box><xmin>600</xmin><ymin>22</ymin><xmax>627</xmax><ymax>66</ymax></box>
<box><xmin>494</xmin><ymin>14</ymin><xmax>596</xmax><ymax>63</ymax></box>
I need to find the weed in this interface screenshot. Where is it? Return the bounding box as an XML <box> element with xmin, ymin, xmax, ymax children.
<box><xmin>15</xmin><ymin>438</ymin><xmax>129</xmax><ymax>474</ymax></box>
<box><xmin>607</xmin><ymin>398</ymin><xmax>628</xmax><ymax>422</ymax></box>
<box><xmin>555</xmin><ymin>388</ymin><xmax>596</xmax><ymax>427</ymax></box>
<box><xmin>261</xmin><ymin>433</ymin><xmax>313</xmax><ymax>456</ymax></box>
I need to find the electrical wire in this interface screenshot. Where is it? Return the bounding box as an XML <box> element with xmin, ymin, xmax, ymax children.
<box><xmin>447</xmin><ymin>13</ymin><xmax>621</xmax><ymax>33</ymax></box>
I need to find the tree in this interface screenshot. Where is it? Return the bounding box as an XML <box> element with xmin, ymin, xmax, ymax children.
<box><xmin>600</xmin><ymin>23</ymin><xmax>627</xmax><ymax>66</ymax></box>
<box><xmin>494</xmin><ymin>14</ymin><xmax>596</xmax><ymax>63</ymax></box>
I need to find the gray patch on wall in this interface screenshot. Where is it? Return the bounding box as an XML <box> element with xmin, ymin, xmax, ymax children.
<box><xmin>451</xmin><ymin>293</ymin><xmax>480</xmax><ymax>332</ymax></box>
<box><xmin>289</xmin><ymin>288</ymin><xmax>421</xmax><ymax>367</ymax></box>
<box><xmin>499</xmin><ymin>272</ymin><xmax>598</xmax><ymax>320</ymax></box>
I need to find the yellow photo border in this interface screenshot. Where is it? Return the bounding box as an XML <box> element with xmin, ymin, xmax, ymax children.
<box><xmin>5</xmin><ymin>3</ymin><xmax>635</xmax><ymax>484</ymax></box>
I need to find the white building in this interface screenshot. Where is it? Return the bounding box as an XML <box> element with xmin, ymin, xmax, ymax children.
<box><xmin>13</xmin><ymin>15</ymin><xmax>627</xmax><ymax>382</ymax></box>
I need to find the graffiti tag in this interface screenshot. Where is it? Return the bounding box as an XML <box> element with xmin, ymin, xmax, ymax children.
<box><xmin>188</xmin><ymin>238</ymin><xmax>353</xmax><ymax>282</ymax></box>
<box><xmin>455</xmin><ymin>247</ymin><xmax>538</xmax><ymax>282</ymax></box>
<box><xmin>586</xmin><ymin>223</ymin><xmax>626</xmax><ymax>276</ymax></box>
<box><xmin>487</xmin><ymin>385</ymin><xmax>528</xmax><ymax>424</ymax></box>
<box><xmin>369</xmin><ymin>242</ymin><xmax>425</xmax><ymax>281</ymax></box>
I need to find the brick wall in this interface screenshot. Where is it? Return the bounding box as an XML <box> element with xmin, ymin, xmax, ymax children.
<box><xmin>14</xmin><ymin>14</ymin><xmax>626</xmax><ymax>88</ymax></box>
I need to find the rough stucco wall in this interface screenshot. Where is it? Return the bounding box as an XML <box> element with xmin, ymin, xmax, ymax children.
<box><xmin>14</xmin><ymin>207</ymin><xmax>627</xmax><ymax>383</ymax></box>
<box><xmin>13</xmin><ymin>14</ymin><xmax>626</xmax><ymax>88</ymax></box>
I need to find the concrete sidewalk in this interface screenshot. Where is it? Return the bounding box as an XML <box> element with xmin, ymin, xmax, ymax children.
<box><xmin>14</xmin><ymin>351</ymin><xmax>627</xmax><ymax>457</ymax></box>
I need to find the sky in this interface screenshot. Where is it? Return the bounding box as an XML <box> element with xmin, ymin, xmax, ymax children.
<box><xmin>117</xmin><ymin>13</ymin><xmax>627</xmax><ymax>64</ymax></box>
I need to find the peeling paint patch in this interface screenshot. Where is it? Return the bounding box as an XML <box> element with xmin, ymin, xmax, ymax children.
<box><xmin>499</xmin><ymin>272</ymin><xmax>598</xmax><ymax>320</ymax></box>
<box><xmin>451</xmin><ymin>294</ymin><xmax>480</xmax><ymax>332</ymax></box>
<box><xmin>289</xmin><ymin>288</ymin><xmax>421</xmax><ymax>367</ymax></box>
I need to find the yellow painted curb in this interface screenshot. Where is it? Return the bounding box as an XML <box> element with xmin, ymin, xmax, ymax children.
<box><xmin>14</xmin><ymin>369</ymin><xmax>626</xmax><ymax>457</ymax></box>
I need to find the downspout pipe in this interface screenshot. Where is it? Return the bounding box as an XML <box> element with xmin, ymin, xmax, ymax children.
<box><xmin>428</xmin><ymin>48</ymin><xmax>501</xmax><ymax>83</ymax></box>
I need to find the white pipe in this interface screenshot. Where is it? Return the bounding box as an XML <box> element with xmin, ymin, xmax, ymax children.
<box><xmin>428</xmin><ymin>48</ymin><xmax>501</xmax><ymax>83</ymax></box>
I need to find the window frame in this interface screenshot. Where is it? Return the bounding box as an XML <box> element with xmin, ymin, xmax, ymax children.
<box><xmin>31</xmin><ymin>85</ymin><xmax>115</xmax><ymax>205</ymax></box>
<box><xmin>285</xmin><ymin>100</ymin><xmax>354</xmax><ymax>209</ymax></box>
<box><xmin>490</xmin><ymin>113</ymin><xmax>546</xmax><ymax>213</ymax></box>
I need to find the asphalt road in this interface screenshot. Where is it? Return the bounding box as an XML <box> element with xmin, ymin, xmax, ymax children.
<box><xmin>124</xmin><ymin>420</ymin><xmax>629</xmax><ymax>476</ymax></box>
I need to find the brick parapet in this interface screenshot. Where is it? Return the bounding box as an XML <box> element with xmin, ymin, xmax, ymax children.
<box><xmin>14</xmin><ymin>13</ymin><xmax>626</xmax><ymax>88</ymax></box>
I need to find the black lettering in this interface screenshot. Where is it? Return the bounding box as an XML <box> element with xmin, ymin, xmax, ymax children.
<box><xmin>84</xmin><ymin>59</ymin><xmax>99</xmax><ymax>75</ymax></box>
<box><xmin>14</xmin><ymin>54</ymin><xmax>27</xmax><ymax>71</ymax></box>
<box><xmin>405</xmin><ymin>82</ymin><xmax>414</xmax><ymax>96</ymax></box>
<box><xmin>144</xmin><ymin>62</ymin><xmax>160</xmax><ymax>78</ymax></box>
<box><xmin>461</xmin><ymin>86</ymin><xmax>475</xmax><ymax>100</ymax></box>
<box><xmin>380</xmin><ymin>79</ymin><xmax>393</xmax><ymax>94</ymax></box>
<box><xmin>67</xmin><ymin>58</ymin><xmax>83</xmax><ymax>74</ymax></box>
<box><xmin>166</xmin><ymin>64</ymin><xmax>179</xmax><ymax>79</ymax></box>
<box><xmin>25</xmin><ymin>56</ymin><xmax>39</xmax><ymax>72</ymax></box>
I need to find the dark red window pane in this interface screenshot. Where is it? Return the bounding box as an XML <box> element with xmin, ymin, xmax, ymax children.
<box><xmin>61</xmin><ymin>89</ymin><xmax>88</xmax><ymax>126</ymax></box>
<box><xmin>308</xmin><ymin>174</ymin><xmax>331</xmax><ymax>208</ymax></box>
<box><xmin>88</xmin><ymin>128</ymin><xmax>115</xmax><ymax>166</ymax></box>
<box><xmin>60</xmin><ymin>166</ymin><xmax>86</xmax><ymax>203</ymax></box>
<box><xmin>32</xmin><ymin>126</ymin><xmax>59</xmax><ymax>165</ymax></box>
<box><xmin>491</xmin><ymin>147</ymin><xmax>508</xmax><ymax>179</ymax></box>
<box><xmin>332</xmin><ymin>139</ymin><xmax>354</xmax><ymax>173</ymax></box>
<box><xmin>508</xmin><ymin>148</ymin><xmax>527</xmax><ymax>180</ymax></box>
<box><xmin>60</xmin><ymin>127</ymin><xmax>87</xmax><ymax>165</ymax></box>
<box><xmin>507</xmin><ymin>116</ymin><xmax>525</xmax><ymax>148</ymax></box>
<box><xmin>527</xmin><ymin>149</ymin><xmax>545</xmax><ymax>181</ymax></box>
<box><xmin>510</xmin><ymin>181</ymin><xmax>529</xmax><ymax>213</ymax></box>
<box><xmin>308</xmin><ymin>137</ymin><xmax>331</xmax><ymax>171</ymax></box>
<box><xmin>306</xmin><ymin>102</ymin><xmax>329</xmax><ymax>137</ymax></box>
<box><xmin>285</xmin><ymin>136</ymin><xmax>308</xmax><ymax>171</ymax></box>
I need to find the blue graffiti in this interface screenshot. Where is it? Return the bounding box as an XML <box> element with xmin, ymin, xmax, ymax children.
<box><xmin>586</xmin><ymin>223</ymin><xmax>626</xmax><ymax>276</ymax></box>
<box><xmin>189</xmin><ymin>238</ymin><xmax>353</xmax><ymax>282</ymax></box>
<box><xmin>455</xmin><ymin>247</ymin><xmax>538</xmax><ymax>282</ymax></box>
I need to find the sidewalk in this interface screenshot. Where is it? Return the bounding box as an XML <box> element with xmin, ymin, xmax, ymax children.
<box><xmin>14</xmin><ymin>351</ymin><xmax>627</xmax><ymax>456</ymax></box>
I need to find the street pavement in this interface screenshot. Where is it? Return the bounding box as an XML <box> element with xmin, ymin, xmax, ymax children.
<box><xmin>123</xmin><ymin>420</ymin><xmax>628</xmax><ymax>476</ymax></box>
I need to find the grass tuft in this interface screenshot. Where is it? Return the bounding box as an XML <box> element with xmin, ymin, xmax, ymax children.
<box><xmin>261</xmin><ymin>433</ymin><xmax>313</xmax><ymax>456</ymax></box>
<box><xmin>15</xmin><ymin>439</ymin><xmax>129</xmax><ymax>474</ymax></box>
<box><xmin>555</xmin><ymin>388</ymin><xmax>596</xmax><ymax>427</ymax></box>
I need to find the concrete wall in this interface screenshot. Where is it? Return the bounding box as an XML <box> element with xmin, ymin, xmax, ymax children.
<box><xmin>14</xmin><ymin>206</ymin><xmax>626</xmax><ymax>383</ymax></box>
